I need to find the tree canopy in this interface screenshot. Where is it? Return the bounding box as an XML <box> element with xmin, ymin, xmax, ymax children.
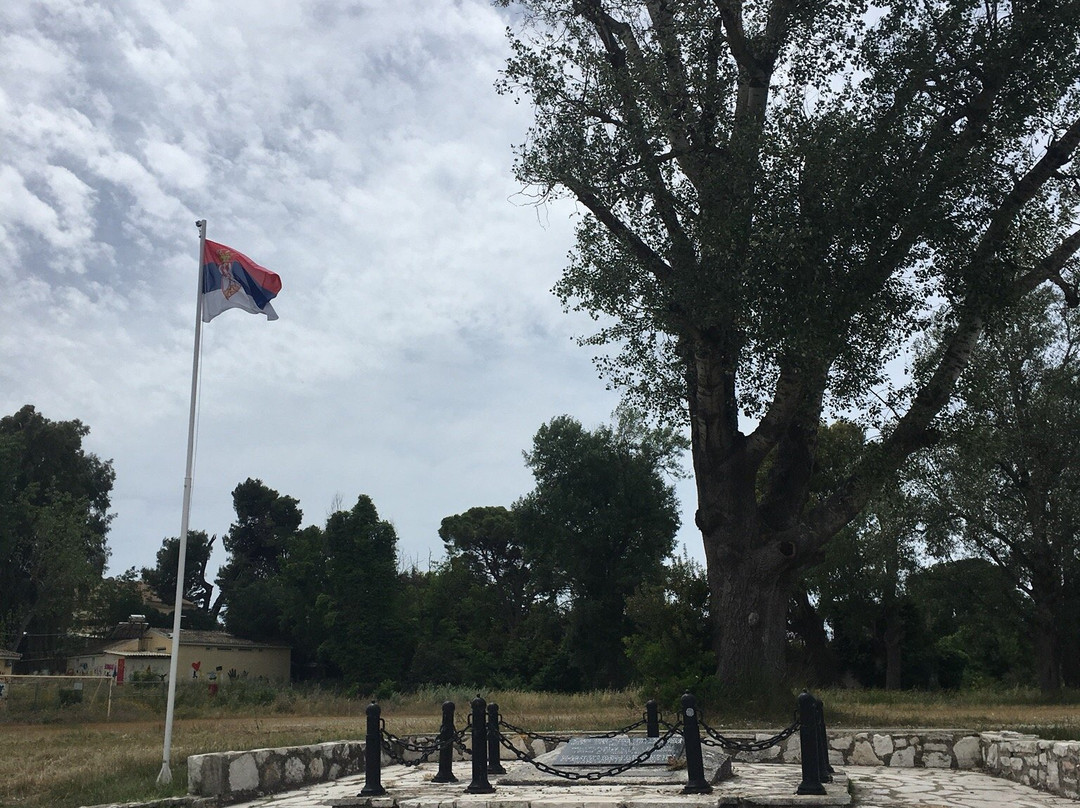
<box><xmin>0</xmin><ymin>405</ymin><xmax>114</xmax><ymax>656</ymax></box>
<box><xmin>516</xmin><ymin>409</ymin><xmax>684</xmax><ymax>687</ymax></box>
<box><xmin>916</xmin><ymin>288</ymin><xmax>1080</xmax><ymax>692</ymax></box>
<box><xmin>214</xmin><ymin>478</ymin><xmax>302</xmax><ymax>640</ymax></box>
<box><xmin>499</xmin><ymin>0</ymin><xmax>1080</xmax><ymax>685</ymax></box>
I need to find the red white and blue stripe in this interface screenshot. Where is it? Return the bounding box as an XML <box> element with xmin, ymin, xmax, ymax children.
<box><xmin>201</xmin><ymin>239</ymin><xmax>282</xmax><ymax>322</ymax></box>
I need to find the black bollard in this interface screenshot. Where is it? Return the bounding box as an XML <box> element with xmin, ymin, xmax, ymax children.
<box><xmin>796</xmin><ymin>691</ymin><xmax>826</xmax><ymax>795</ymax></box>
<box><xmin>680</xmin><ymin>692</ymin><xmax>712</xmax><ymax>794</ymax></box>
<box><xmin>487</xmin><ymin>701</ymin><xmax>506</xmax><ymax>774</ymax></box>
<box><xmin>465</xmin><ymin>695</ymin><xmax>495</xmax><ymax>793</ymax></box>
<box><xmin>432</xmin><ymin>700</ymin><xmax>458</xmax><ymax>783</ymax></box>
<box><xmin>815</xmin><ymin>696</ymin><xmax>834</xmax><ymax>782</ymax></box>
<box><xmin>360</xmin><ymin>701</ymin><xmax>386</xmax><ymax>796</ymax></box>
<box><xmin>646</xmin><ymin>699</ymin><xmax>659</xmax><ymax>737</ymax></box>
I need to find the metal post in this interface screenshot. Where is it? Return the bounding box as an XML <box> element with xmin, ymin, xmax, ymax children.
<box><xmin>815</xmin><ymin>696</ymin><xmax>834</xmax><ymax>782</ymax></box>
<box><xmin>360</xmin><ymin>701</ymin><xmax>386</xmax><ymax>796</ymax></box>
<box><xmin>680</xmin><ymin>692</ymin><xmax>712</xmax><ymax>794</ymax></box>
<box><xmin>796</xmin><ymin>691</ymin><xmax>826</xmax><ymax>795</ymax></box>
<box><xmin>646</xmin><ymin>699</ymin><xmax>659</xmax><ymax>737</ymax></box>
<box><xmin>432</xmin><ymin>700</ymin><xmax>458</xmax><ymax>783</ymax></box>
<box><xmin>465</xmin><ymin>695</ymin><xmax>494</xmax><ymax>793</ymax></box>
<box><xmin>487</xmin><ymin>701</ymin><xmax>506</xmax><ymax>774</ymax></box>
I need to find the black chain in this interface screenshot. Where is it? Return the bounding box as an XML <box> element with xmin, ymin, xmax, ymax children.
<box><xmin>494</xmin><ymin>722</ymin><xmax>682</xmax><ymax>782</ymax></box>
<box><xmin>698</xmin><ymin>712</ymin><xmax>800</xmax><ymax>753</ymax></box>
<box><xmin>497</xmin><ymin>715</ymin><xmax>649</xmax><ymax>745</ymax></box>
<box><xmin>380</xmin><ymin>727</ymin><xmax>448</xmax><ymax>767</ymax></box>
<box><xmin>497</xmin><ymin>718</ymin><xmax>571</xmax><ymax>745</ymax></box>
<box><xmin>583</xmin><ymin>717</ymin><xmax>650</xmax><ymax>739</ymax></box>
<box><xmin>454</xmin><ymin>716</ymin><xmax>473</xmax><ymax>756</ymax></box>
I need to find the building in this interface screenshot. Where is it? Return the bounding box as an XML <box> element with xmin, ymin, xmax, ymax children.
<box><xmin>0</xmin><ymin>647</ymin><xmax>20</xmax><ymax>676</ymax></box>
<box><xmin>67</xmin><ymin>617</ymin><xmax>290</xmax><ymax>684</ymax></box>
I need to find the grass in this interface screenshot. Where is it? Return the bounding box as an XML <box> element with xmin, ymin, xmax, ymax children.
<box><xmin>2</xmin><ymin>684</ymin><xmax>1080</xmax><ymax>807</ymax></box>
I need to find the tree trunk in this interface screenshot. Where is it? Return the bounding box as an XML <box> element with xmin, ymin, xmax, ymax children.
<box><xmin>882</xmin><ymin>607</ymin><xmax>903</xmax><ymax>690</ymax></box>
<box><xmin>789</xmin><ymin>587</ymin><xmax>836</xmax><ymax>685</ymax></box>
<box><xmin>1030</xmin><ymin>561</ymin><xmax>1062</xmax><ymax>694</ymax></box>
<box><xmin>1032</xmin><ymin>603</ymin><xmax>1061</xmax><ymax>694</ymax></box>
<box><xmin>704</xmin><ymin>532</ymin><xmax>795</xmax><ymax>689</ymax></box>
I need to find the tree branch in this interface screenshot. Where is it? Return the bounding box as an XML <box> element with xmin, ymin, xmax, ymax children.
<box><xmin>564</xmin><ymin>177</ymin><xmax>675</xmax><ymax>283</ymax></box>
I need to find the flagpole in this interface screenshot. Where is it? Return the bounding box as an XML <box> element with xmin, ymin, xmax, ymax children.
<box><xmin>157</xmin><ymin>219</ymin><xmax>207</xmax><ymax>787</ymax></box>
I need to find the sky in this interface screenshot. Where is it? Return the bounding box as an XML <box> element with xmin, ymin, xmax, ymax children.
<box><xmin>1</xmin><ymin>0</ymin><xmax>704</xmax><ymax>581</ymax></box>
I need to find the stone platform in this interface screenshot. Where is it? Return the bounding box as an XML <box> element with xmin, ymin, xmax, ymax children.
<box><xmin>209</xmin><ymin>761</ymin><xmax>1080</xmax><ymax>808</ymax></box>
<box><xmin>322</xmin><ymin>761</ymin><xmax>849</xmax><ymax>807</ymax></box>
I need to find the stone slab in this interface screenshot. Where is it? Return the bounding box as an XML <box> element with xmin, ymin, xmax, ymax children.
<box><xmin>549</xmin><ymin>737</ymin><xmax>686</xmax><ymax>766</ymax></box>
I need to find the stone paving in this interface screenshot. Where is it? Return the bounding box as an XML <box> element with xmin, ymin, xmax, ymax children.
<box><xmin>221</xmin><ymin>761</ymin><xmax>1080</xmax><ymax>808</ymax></box>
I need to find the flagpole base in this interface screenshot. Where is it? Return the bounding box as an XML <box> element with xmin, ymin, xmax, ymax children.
<box><xmin>156</xmin><ymin>761</ymin><xmax>173</xmax><ymax>786</ymax></box>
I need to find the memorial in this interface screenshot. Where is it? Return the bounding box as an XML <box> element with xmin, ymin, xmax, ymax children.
<box><xmin>550</xmin><ymin>736</ymin><xmax>685</xmax><ymax>766</ymax></box>
<box><xmin>499</xmin><ymin>736</ymin><xmax>733</xmax><ymax>786</ymax></box>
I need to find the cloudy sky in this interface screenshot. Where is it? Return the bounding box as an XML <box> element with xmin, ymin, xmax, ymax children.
<box><xmin>1</xmin><ymin>0</ymin><xmax>702</xmax><ymax>580</ymax></box>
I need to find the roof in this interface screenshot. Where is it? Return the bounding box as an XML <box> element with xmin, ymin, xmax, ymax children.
<box><xmin>69</xmin><ymin>620</ymin><xmax>153</xmax><ymax>657</ymax></box>
<box><xmin>170</xmin><ymin>630</ymin><xmax>290</xmax><ymax>650</ymax></box>
<box><xmin>108</xmin><ymin>621</ymin><xmax>152</xmax><ymax>641</ymax></box>
<box><xmin>0</xmin><ymin>648</ymin><xmax>20</xmax><ymax>659</ymax></box>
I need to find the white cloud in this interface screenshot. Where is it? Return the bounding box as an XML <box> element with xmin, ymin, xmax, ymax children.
<box><xmin>1</xmin><ymin>0</ymin><xmax>703</xmax><ymax>581</ymax></box>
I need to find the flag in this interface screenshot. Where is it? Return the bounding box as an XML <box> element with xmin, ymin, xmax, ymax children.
<box><xmin>201</xmin><ymin>239</ymin><xmax>282</xmax><ymax>322</ymax></box>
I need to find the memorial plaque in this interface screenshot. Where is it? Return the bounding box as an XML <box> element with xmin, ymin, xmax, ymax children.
<box><xmin>548</xmin><ymin>737</ymin><xmax>684</xmax><ymax>766</ymax></box>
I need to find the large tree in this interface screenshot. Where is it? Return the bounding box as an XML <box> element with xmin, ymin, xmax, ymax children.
<box><xmin>0</xmin><ymin>405</ymin><xmax>114</xmax><ymax>656</ymax></box>
<box><xmin>916</xmin><ymin>288</ymin><xmax>1080</xmax><ymax>692</ymax></box>
<box><xmin>516</xmin><ymin>408</ymin><xmax>684</xmax><ymax>687</ymax></box>
<box><xmin>499</xmin><ymin>0</ymin><xmax>1080</xmax><ymax>685</ymax></box>
<box><xmin>143</xmin><ymin>530</ymin><xmax>217</xmax><ymax>615</ymax></box>
<box><xmin>317</xmin><ymin>495</ymin><xmax>412</xmax><ymax>690</ymax></box>
<box><xmin>214</xmin><ymin>478</ymin><xmax>302</xmax><ymax>640</ymax></box>
<box><xmin>439</xmin><ymin>505</ymin><xmax>533</xmax><ymax>623</ymax></box>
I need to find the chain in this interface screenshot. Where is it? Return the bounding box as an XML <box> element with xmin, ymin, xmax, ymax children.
<box><xmin>379</xmin><ymin>727</ymin><xmax>449</xmax><ymax>767</ymax></box>
<box><xmin>494</xmin><ymin>722</ymin><xmax>682</xmax><ymax>782</ymax></box>
<box><xmin>583</xmin><ymin>717</ymin><xmax>650</xmax><ymax>739</ymax></box>
<box><xmin>455</xmin><ymin>716</ymin><xmax>473</xmax><ymax>756</ymax></box>
<box><xmin>698</xmin><ymin>712</ymin><xmax>800</xmax><ymax>753</ymax></box>
<box><xmin>497</xmin><ymin>715</ymin><xmax>649</xmax><ymax>744</ymax></box>
<box><xmin>497</xmin><ymin>718</ymin><xmax>571</xmax><ymax>744</ymax></box>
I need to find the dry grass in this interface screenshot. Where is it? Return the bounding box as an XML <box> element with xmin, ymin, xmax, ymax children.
<box><xmin>2</xmin><ymin>686</ymin><xmax>1080</xmax><ymax>808</ymax></box>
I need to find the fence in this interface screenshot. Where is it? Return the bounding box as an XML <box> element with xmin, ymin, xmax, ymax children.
<box><xmin>0</xmin><ymin>674</ymin><xmax>114</xmax><ymax>719</ymax></box>
<box><xmin>358</xmin><ymin>690</ymin><xmax>832</xmax><ymax>798</ymax></box>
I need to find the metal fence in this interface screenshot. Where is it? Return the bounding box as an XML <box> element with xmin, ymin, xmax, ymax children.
<box><xmin>0</xmin><ymin>674</ymin><xmax>115</xmax><ymax>719</ymax></box>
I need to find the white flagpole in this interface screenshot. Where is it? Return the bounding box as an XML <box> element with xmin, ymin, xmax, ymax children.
<box><xmin>157</xmin><ymin>219</ymin><xmax>208</xmax><ymax>786</ymax></box>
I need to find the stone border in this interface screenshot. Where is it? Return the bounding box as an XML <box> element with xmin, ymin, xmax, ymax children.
<box><xmin>184</xmin><ymin>730</ymin><xmax>1080</xmax><ymax>804</ymax></box>
<box><xmin>981</xmin><ymin>731</ymin><xmax>1080</xmax><ymax>799</ymax></box>
<box><xmin>187</xmin><ymin>741</ymin><xmax>364</xmax><ymax>802</ymax></box>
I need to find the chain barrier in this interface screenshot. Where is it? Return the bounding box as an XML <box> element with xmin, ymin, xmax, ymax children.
<box><xmin>582</xmin><ymin>716</ymin><xmax>650</xmax><ymax>739</ymax></box>
<box><xmin>497</xmin><ymin>714</ymin><xmax>649</xmax><ymax>745</ymax></box>
<box><xmin>493</xmin><ymin>721</ymin><xmax>682</xmax><ymax>782</ymax></box>
<box><xmin>454</xmin><ymin>714</ymin><xmax>473</xmax><ymax>756</ymax></box>
<box><xmin>496</xmin><ymin>718</ymin><xmax>571</xmax><ymax>745</ymax></box>
<box><xmin>698</xmin><ymin>711</ymin><xmax>800</xmax><ymax>753</ymax></box>
<box><xmin>379</xmin><ymin>726</ymin><xmax>448</xmax><ymax>767</ymax></box>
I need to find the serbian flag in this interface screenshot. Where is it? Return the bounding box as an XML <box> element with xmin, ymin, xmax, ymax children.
<box><xmin>201</xmin><ymin>240</ymin><xmax>282</xmax><ymax>322</ymax></box>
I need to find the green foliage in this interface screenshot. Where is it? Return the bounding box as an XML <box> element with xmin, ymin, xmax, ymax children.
<box><xmin>215</xmin><ymin>478</ymin><xmax>302</xmax><ymax>641</ymax></box>
<box><xmin>623</xmin><ymin>554</ymin><xmax>713</xmax><ymax>703</ymax></box>
<box><xmin>916</xmin><ymin>289</ymin><xmax>1080</xmax><ymax>691</ymax></box>
<box><xmin>277</xmin><ymin>525</ymin><xmax>332</xmax><ymax>678</ymax></box>
<box><xmin>80</xmin><ymin>569</ymin><xmax>169</xmax><ymax>634</ymax></box>
<box><xmin>439</xmin><ymin>505</ymin><xmax>532</xmax><ymax>620</ymax></box>
<box><xmin>142</xmin><ymin>530</ymin><xmax>216</xmax><ymax>613</ymax></box>
<box><xmin>516</xmin><ymin>408</ymin><xmax>684</xmax><ymax>688</ymax></box>
<box><xmin>0</xmin><ymin>405</ymin><xmax>114</xmax><ymax>655</ymax></box>
<box><xmin>499</xmin><ymin>0</ymin><xmax>1080</xmax><ymax>684</ymax></box>
<box><xmin>316</xmin><ymin>495</ymin><xmax>412</xmax><ymax>690</ymax></box>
